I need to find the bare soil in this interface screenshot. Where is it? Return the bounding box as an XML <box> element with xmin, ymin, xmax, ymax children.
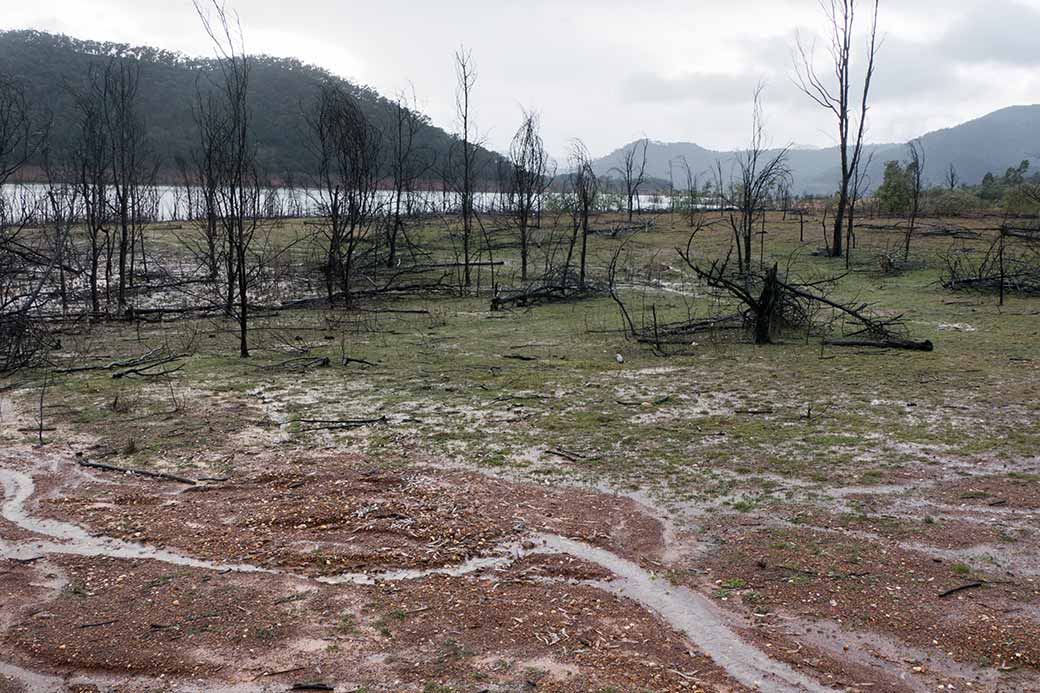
<box><xmin>2</xmin><ymin>442</ymin><xmax>736</xmax><ymax>692</ymax></box>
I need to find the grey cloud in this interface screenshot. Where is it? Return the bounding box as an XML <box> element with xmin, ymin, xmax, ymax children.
<box><xmin>3</xmin><ymin>0</ymin><xmax>1037</xmax><ymax>155</ymax></box>
<box><xmin>621</xmin><ymin>71</ymin><xmax>761</xmax><ymax>106</ymax></box>
<box><xmin>870</xmin><ymin>37</ymin><xmax>964</xmax><ymax>102</ymax></box>
<box><xmin>938</xmin><ymin>1</ymin><xmax>1040</xmax><ymax>66</ymax></box>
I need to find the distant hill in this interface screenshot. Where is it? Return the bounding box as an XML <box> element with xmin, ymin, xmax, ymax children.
<box><xmin>593</xmin><ymin>105</ymin><xmax>1040</xmax><ymax>195</ymax></box>
<box><xmin>0</xmin><ymin>30</ymin><xmax>505</xmax><ymax>182</ymax></box>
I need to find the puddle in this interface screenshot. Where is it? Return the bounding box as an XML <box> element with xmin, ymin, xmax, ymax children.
<box><xmin>0</xmin><ymin>659</ymin><xmax>285</xmax><ymax>693</ymax></box>
<box><xmin>0</xmin><ymin>467</ymin><xmax>265</xmax><ymax>573</ymax></box>
<box><xmin>318</xmin><ymin>543</ymin><xmax>524</xmax><ymax>585</ymax></box>
<box><xmin>0</xmin><ymin>660</ymin><xmax>65</xmax><ymax>693</ymax></box>
<box><xmin>534</xmin><ymin>534</ymin><xmax>836</xmax><ymax>693</ymax></box>
<box><xmin>786</xmin><ymin>617</ymin><xmax>1027</xmax><ymax>692</ymax></box>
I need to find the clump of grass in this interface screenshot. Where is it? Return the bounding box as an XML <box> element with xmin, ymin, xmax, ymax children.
<box><xmin>110</xmin><ymin>391</ymin><xmax>135</xmax><ymax>414</ymax></box>
<box><xmin>439</xmin><ymin>638</ymin><xmax>472</xmax><ymax>661</ymax></box>
<box><xmin>336</xmin><ymin>612</ymin><xmax>359</xmax><ymax>635</ymax></box>
<box><xmin>254</xmin><ymin>626</ymin><xmax>277</xmax><ymax>641</ymax></box>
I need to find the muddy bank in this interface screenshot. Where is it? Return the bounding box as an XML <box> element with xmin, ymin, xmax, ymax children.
<box><xmin>0</xmin><ymin>453</ymin><xmax>753</xmax><ymax>691</ymax></box>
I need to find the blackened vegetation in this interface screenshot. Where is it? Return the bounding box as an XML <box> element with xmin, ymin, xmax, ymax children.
<box><xmin>0</xmin><ymin>5</ymin><xmax>939</xmax><ymax>376</ymax></box>
<box><xmin>713</xmin><ymin>85</ymin><xmax>791</xmax><ymax>277</ymax></box>
<box><xmin>0</xmin><ymin>313</ymin><xmax>55</xmax><ymax>373</ymax></box>
<box><xmin>306</xmin><ymin>82</ymin><xmax>381</xmax><ymax>306</ymax></box>
<box><xmin>610</xmin><ymin>225</ymin><xmax>933</xmax><ymax>355</ymax></box>
<box><xmin>794</xmin><ymin>0</ymin><xmax>880</xmax><ymax>261</ymax></box>
<box><xmin>508</xmin><ymin>110</ymin><xmax>554</xmax><ymax>283</ymax></box>
<box><xmin>491</xmin><ymin>273</ymin><xmax>605</xmax><ymax>311</ymax></box>
<box><xmin>491</xmin><ymin>139</ymin><xmax>600</xmax><ymax>311</ymax></box>
<box><xmin>943</xmin><ymin>227</ymin><xmax>1040</xmax><ymax>299</ymax></box>
<box><xmin>0</xmin><ymin>77</ymin><xmax>51</xmax><ymax>371</ymax></box>
<box><xmin>603</xmin><ymin>81</ymin><xmax>930</xmax><ymax>357</ymax></box>
<box><xmin>0</xmin><ymin>10</ymin><xmax>509</xmax><ymax>373</ymax></box>
<box><xmin>194</xmin><ymin>0</ymin><xmax>262</xmax><ymax>358</ymax></box>
<box><xmin>610</xmin><ymin>138</ymin><xmax>649</xmax><ymax>223</ymax></box>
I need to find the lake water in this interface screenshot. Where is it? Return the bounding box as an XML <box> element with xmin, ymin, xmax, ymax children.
<box><xmin>1</xmin><ymin>183</ymin><xmax>678</xmax><ymax>225</ymax></box>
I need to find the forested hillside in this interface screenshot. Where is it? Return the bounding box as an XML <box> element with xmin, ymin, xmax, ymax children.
<box><xmin>0</xmin><ymin>29</ymin><xmax>503</xmax><ymax>181</ymax></box>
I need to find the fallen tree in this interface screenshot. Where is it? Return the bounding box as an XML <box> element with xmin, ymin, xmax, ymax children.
<box><xmin>589</xmin><ymin>218</ymin><xmax>657</xmax><ymax>237</ymax></box>
<box><xmin>491</xmin><ymin>283</ymin><xmax>601</xmax><ymax>311</ymax></box>
<box><xmin>78</xmin><ymin>458</ymin><xmax>197</xmax><ymax>485</ymax></box>
<box><xmin>491</xmin><ymin>266</ymin><xmax>605</xmax><ymax>311</ymax></box>
<box><xmin>942</xmin><ymin>232</ymin><xmax>1040</xmax><ymax>297</ymax></box>
<box><xmin>610</xmin><ymin>229</ymin><xmax>934</xmax><ymax>353</ymax></box>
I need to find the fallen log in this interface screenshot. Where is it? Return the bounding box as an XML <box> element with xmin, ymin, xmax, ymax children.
<box><xmin>944</xmin><ymin>276</ymin><xmax>1040</xmax><ymax>295</ymax></box>
<box><xmin>255</xmin><ymin>666</ymin><xmax>305</xmax><ymax>679</ymax></box>
<box><xmin>54</xmin><ymin>348</ymin><xmax>163</xmax><ymax>374</ymax></box>
<box><xmin>292</xmin><ymin>417</ymin><xmax>388</xmax><ymax>431</ymax></box>
<box><xmin>78</xmin><ymin>459</ymin><xmax>197</xmax><ymax>485</ymax></box>
<box><xmin>1004</xmin><ymin>227</ymin><xmax>1040</xmax><ymax>240</ymax></box>
<box><xmin>356</xmin><ymin>307</ymin><xmax>431</xmax><ymax>315</ymax></box>
<box><xmin>628</xmin><ymin>314</ymin><xmax>745</xmax><ymax>349</ymax></box>
<box><xmin>616</xmin><ymin>396</ymin><xmax>672</xmax><ymax>407</ymax></box>
<box><xmin>342</xmin><ymin>356</ymin><xmax>377</xmax><ymax>367</ymax></box>
<box><xmin>547</xmin><ymin>448</ymin><xmax>585</xmax><ymax>462</ymax></box>
<box><xmin>823</xmin><ymin>337</ymin><xmax>934</xmax><ymax>352</ymax></box>
<box><xmin>938</xmin><ymin>582</ymin><xmax>983</xmax><ymax>598</ymax></box>
<box><xmin>590</xmin><ymin>219</ymin><xmax>657</xmax><ymax>237</ymax></box>
<box><xmin>491</xmin><ymin>284</ymin><xmax>600</xmax><ymax>311</ymax></box>
<box><xmin>379</xmin><ymin>260</ymin><xmax>504</xmax><ymax>273</ymax></box>
<box><xmin>112</xmin><ymin>354</ymin><xmax>189</xmax><ymax>379</ymax></box>
<box><xmin>256</xmin><ymin>357</ymin><xmax>330</xmax><ymax>372</ymax></box>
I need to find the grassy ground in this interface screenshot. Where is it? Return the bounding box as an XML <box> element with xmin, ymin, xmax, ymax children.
<box><xmin>13</xmin><ymin>210</ymin><xmax>1038</xmax><ymax>502</ymax></box>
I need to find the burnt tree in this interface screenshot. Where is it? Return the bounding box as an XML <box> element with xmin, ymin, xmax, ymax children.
<box><xmin>715</xmin><ymin>86</ymin><xmax>790</xmax><ymax>276</ymax></box>
<box><xmin>509</xmin><ymin>109</ymin><xmax>553</xmax><ymax>283</ymax></box>
<box><xmin>195</xmin><ymin>0</ymin><xmax>262</xmax><ymax>358</ymax></box>
<box><xmin>566</xmin><ymin>140</ymin><xmax>598</xmax><ymax>289</ymax></box>
<box><xmin>795</xmin><ymin>0</ymin><xmax>880</xmax><ymax>259</ymax></box>
<box><xmin>385</xmin><ymin>88</ymin><xmax>427</xmax><ymax>269</ymax></box>
<box><xmin>611</xmin><ymin>138</ymin><xmax>649</xmax><ymax>222</ymax></box>
<box><xmin>307</xmin><ymin>82</ymin><xmax>382</xmax><ymax>305</ymax></box>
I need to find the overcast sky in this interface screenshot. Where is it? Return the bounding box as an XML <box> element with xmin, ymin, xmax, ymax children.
<box><xmin>5</xmin><ymin>0</ymin><xmax>1040</xmax><ymax>159</ymax></box>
